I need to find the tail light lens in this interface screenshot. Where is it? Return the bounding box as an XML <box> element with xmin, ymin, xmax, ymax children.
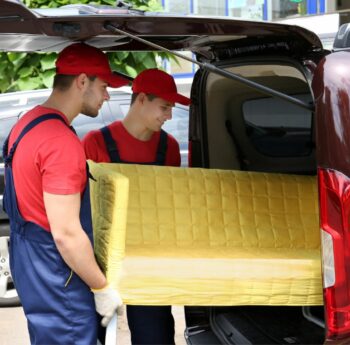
<box><xmin>319</xmin><ymin>168</ymin><xmax>350</xmax><ymax>340</ymax></box>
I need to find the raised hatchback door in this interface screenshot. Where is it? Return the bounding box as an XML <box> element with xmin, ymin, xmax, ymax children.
<box><xmin>0</xmin><ymin>0</ymin><xmax>322</xmax><ymax>54</ymax></box>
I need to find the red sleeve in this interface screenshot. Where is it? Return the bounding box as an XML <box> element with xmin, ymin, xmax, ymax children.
<box><xmin>36</xmin><ymin>134</ymin><xmax>86</xmax><ymax>195</ymax></box>
<box><xmin>82</xmin><ymin>130</ymin><xmax>111</xmax><ymax>163</ymax></box>
<box><xmin>165</xmin><ymin>134</ymin><xmax>181</xmax><ymax>167</ymax></box>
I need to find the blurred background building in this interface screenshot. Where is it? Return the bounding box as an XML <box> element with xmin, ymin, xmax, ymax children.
<box><xmin>161</xmin><ymin>0</ymin><xmax>327</xmax><ymax>20</ymax></box>
<box><xmin>162</xmin><ymin>0</ymin><xmax>348</xmax><ymax>81</ymax></box>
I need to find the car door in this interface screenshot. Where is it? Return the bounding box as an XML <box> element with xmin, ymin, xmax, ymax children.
<box><xmin>312</xmin><ymin>48</ymin><xmax>350</xmax><ymax>344</ymax></box>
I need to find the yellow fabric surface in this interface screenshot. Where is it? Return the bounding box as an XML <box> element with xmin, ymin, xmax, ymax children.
<box><xmin>89</xmin><ymin>161</ymin><xmax>322</xmax><ymax>306</ymax></box>
<box><xmin>89</xmin><ymin>162</ymin><xmax>129</xmax><ymax>285</ymax></box>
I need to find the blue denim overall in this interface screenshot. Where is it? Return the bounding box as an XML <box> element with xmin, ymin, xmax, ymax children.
<box><xmin>100</xmin><ymin>125</ymin><xmax>175</xmax><ymax>345</ymax></box>
<box><xmin>3</xmin><ymin>114</ymin><xmax>97</xmax><ymax>345</ymax></box>
<box><xmin>100</xmin><ymin>125</ymin><xmax>168</xmax><ymax>165</ymax></box>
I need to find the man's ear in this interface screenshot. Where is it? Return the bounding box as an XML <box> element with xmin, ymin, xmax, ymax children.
<box><xmin>76</xmin><ymin>73</ymin><xmax>88</xmax><ymax>90</ymax></box>
<box><xmin>137</xmin><ymin>92</ymin><xmax>147</xmax><ymax>104</ymax></box>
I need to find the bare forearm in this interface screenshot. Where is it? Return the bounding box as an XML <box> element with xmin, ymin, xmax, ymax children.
<box><xmin>44</xmin><ymin>192</ymin><xmax>107</xmax><ymax>289</ymax></box>
<box><xmin>53</xmin><ymin>225</ymin><xmax>106</xmax><ymax>289</ymax></box>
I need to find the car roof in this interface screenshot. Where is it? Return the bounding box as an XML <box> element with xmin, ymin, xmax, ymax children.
<box><xmin>0</xmin><ymin>1</ymin><xmax>322</xmax><ymax>60</ymax></box>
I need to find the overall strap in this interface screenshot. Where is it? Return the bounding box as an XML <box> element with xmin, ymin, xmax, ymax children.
<box><xmin>100</xmin><ymin>126</ymin><xmax>121</xmax><ymax>163</ymax></box>
<box><xmin>155</xmin><ymin>129</ymin><xmax>168</xmax><ymax>165</ymax></box>
<box><xmin>3</xmin><ymin>114</ymin><xmax>68</xmax><ymax>166</ymax></box>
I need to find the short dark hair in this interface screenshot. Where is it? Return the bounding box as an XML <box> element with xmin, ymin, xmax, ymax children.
<box><xmin>130</xmin><ymin>93</ymin><xmax>157</xmax><ymax>106</ymax></box>
<box><xmin>53</xmin><ymin>74</ymin><xmax>97</xmax><ymax>91</ymax></box>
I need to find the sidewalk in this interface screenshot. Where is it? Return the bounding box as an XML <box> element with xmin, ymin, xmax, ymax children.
<box><xmin>0</xmin><ymin>305</ymin><xmax>186</xmax><ymax>345</ymax></box>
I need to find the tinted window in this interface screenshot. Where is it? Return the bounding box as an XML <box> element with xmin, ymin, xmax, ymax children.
<box><xmin>242</xmin><ymin>94</ymin><xmax>313</xmax><ymax>157</ymax></box>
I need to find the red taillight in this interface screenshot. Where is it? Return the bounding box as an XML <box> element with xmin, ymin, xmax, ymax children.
<box><xmin>319</xmin><ymin>168</ymin><xmax>350</xmax><ymax>340</ymax></box>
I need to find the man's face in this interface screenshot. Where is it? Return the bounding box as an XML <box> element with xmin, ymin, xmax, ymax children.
<box><xmin>141</xmin><ymin>95</ymin><xmax>174</xmax><ymax>132</ymax></box>
<box><xmin>81</xmin><ymin>77</ymin><xmax>110</xmax><ymax>117</ymax></box>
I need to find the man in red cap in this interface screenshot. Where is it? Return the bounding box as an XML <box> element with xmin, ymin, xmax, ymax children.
<box><xmin>3</xmin><ymin>43</ymin><xmax>129</xmax><ymax>345</ymax></box>
<box><xmin>82</xmin><ymin>68</ymin><xmax>191</xmax><ymax>345</ymax></box>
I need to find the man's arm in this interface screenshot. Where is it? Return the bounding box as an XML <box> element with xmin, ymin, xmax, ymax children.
<box><xmin>44</xmin><ymin>191</ymin><xmax>106</xmax><ymax>289</ymax></box>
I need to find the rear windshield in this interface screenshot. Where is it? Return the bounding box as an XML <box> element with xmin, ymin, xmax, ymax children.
<box><xmin>242</xmin><ymin>94</ymin><xmax>313</xmax><ymax>157</ymax></box>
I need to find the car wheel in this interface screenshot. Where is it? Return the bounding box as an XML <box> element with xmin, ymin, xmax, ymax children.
<box><xmin>0</xmin><ymin>227</ymin><xmax>20</xmax><ymax>307</ymax></box>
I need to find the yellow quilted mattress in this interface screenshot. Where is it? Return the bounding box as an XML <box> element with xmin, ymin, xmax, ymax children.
<box><xmin>89</xmin><ymin>161</ymin><xmax>322</xmax><ymax>306</ymax></box>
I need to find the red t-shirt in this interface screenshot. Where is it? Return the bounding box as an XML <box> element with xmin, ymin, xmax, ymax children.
<box><xmin>8</xmin><ymin>105</ymin><xmax>87</xmax><ymax>231</ymax></box>
<box><xmin>82</xmin><ymin>121</ymin><xmax>180</xmax><ymax>167</ymax></box>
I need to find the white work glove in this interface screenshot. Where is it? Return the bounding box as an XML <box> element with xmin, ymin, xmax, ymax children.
<box><xmin>92</xmin><ymin>285</ymin><xmax>123</xmax><ymax>327</ymax></box>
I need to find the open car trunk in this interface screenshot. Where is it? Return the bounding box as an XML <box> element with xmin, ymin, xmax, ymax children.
<box><xmin>186</xmin><ymin>57</ymin><xmax>325</xmax><ymax>344</ymax></box>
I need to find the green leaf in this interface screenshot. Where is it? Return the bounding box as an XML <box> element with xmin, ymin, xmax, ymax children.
<box><xmin>42</xmin><ymin>69</ymin><xmax>56</xmax><ymax>88</ymax></box>
<box><xmin>16</xmin><ymin>77</ymin><xmax>43</xmax><ymax>91</ymax></box>
<box><xmin>114</xmin><ymin>51</ymin><xmax>130</xmax><ymax>61</ymax></box>
<box><xmin>40</xmin><ymin>53</ymin><xmax>57</xmax><ymax>71</ymax></box>
<box><xmin>125</xmin><ymin>65</ymin><xmax>138</xmax><ymax>78</ymax></box>
<box><xmin>109</xmin><ymin>52</ymin><xmax>130</xmax><ymax>69</ymax></box>
<box><xmin>18</xmin><ymin>66</ymin><xmax>34</xmax><ymax>78</ymax></box>
<box><xmin>7</xmin><ymin>53</ymin><xmax>26</xmax><ymax>65</ymax></box>
<box><xmin>101</xmin><ymin>0</ymin><xmax>115</xmax><ymax>5</ymax></box>
<box><xmin>0</xmin><ymin>74</ymin><xmax>11</xmax><ymax>92</ymax></box>
<box><xmin>141</xmin><ymin>54</ymin><xmax>157</xmax><ymax>69</ymax></box>
<box><xmin>133</xmin><ymin>52</ymin><xmax>148</xmax><ymax>64</ymax></box>
<box><xmin>0</xmin><ymin>60</ymin><xmax>9</xmax><ymax>74</ymax></box>
<box><xmin>26</xmin><ymin>54</ymin><xmax>42</xmax><ymax>67</ymax></box>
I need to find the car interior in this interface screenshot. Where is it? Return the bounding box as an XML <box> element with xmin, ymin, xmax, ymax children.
<box><xmin>185</xmin><ymin>58</ymin><xmax>324</xmax><ymax>344</ymax></box>
<box><xmin>203</xmin><ymin>60</ymin><xmax>316</xmax><ymax>174</ymax></box>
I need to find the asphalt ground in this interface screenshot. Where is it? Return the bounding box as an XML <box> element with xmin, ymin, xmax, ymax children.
<box><xmin>0</xmin><ymin>305</ymin><xmax>186</xmax><ymax>345</ymax></box>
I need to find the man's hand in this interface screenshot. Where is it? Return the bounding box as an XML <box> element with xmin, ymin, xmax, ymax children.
<box><xmin>92</xmin><ymin>285</ymin><xmax>123</xmax><ymax>327</ymax></box>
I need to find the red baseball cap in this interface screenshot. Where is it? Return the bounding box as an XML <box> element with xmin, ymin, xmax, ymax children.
<box><xmin>132</xmin><ymin>69</ymin><xmax>191</xmax><ymax>106</ymax></box>
<box><xmin>56</xmin><ymin>43</ymin><xmax>130</xmax><ymax>88</ymax></box>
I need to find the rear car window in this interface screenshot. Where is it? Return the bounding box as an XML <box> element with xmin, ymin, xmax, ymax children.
<box><xmin>242</xmin><ymin>94</ymin><xmax>313</xmax><ymax>157</ymax></box>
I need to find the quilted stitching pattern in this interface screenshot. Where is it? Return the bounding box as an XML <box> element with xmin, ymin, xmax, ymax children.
<box><xmin>89</xmin><ymin>161</ymin><xmax>322</xmax><ymax>306</ymax></box>
<box><xmin>89</xmin><ymin>163</ymin><xmax>129</xmax><ymax>281</ymax></box>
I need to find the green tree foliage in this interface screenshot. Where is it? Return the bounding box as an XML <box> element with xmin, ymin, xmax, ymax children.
<box><xmin>1</xmin><ymin>0</ymin><xmax>176</xmax><ymax>92</ymax></box>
